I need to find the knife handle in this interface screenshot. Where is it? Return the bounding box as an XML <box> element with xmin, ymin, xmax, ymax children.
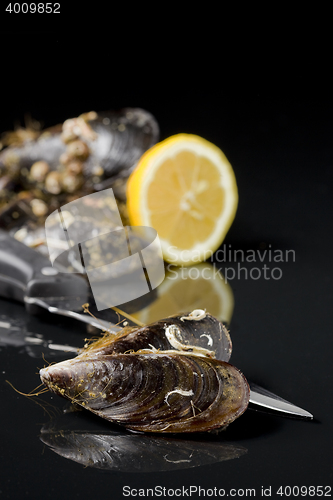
<box><xmin>0</xmin><ymin>229</ymin><xmax>88</xmax><ymax>313</ymax></box>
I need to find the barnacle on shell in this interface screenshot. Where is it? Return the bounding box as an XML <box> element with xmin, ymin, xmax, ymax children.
<box><xmin>0</xmin><ymin>108</ymin><xmax>159</xmax><ymax>231</ymax></box>
<box><xmin>40</xmin><ymin>312</ymin><xmax>249</xmax><ymax>433</ymax></box>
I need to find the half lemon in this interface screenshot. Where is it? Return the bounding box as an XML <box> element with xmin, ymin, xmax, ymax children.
<box><xmin>127</xmin><ymin>134</ymin><xmax>238</xmax><ymax>265</ymax></box>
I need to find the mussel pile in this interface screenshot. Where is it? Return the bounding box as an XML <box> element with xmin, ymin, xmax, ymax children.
<box><xmin>40</xmin><ymin>311</ymin><xmax>250</xmax><ymax>433</ymax></box>
<box><xmin>0</xmin><ymin>108</ymin><xmax>159</xmax><ymax>236</ymax></box>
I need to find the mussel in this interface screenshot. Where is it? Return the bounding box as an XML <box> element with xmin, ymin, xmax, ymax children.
<box><xmin>40</xmin><ymin>311</ymin><xmax>250</xmax><ymax>433</ymax></box>
<box><xmin>0</xmin><ymin>109</ymin><xmax>159</xmax><ymax>188</ymax></box>
<box><xmin>0</xmin><ymin>108</ymin><xmax>159</xmax><ymax>231</ymax></box>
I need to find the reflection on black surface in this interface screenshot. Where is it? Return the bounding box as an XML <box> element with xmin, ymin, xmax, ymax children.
<box><xmin>0</xmin><ymin>318</ymin><xmax>78</xmax><ymax>358</ymax></box>
<box><xmin>40</xmin><ymin>410</ymin><xmax>247</xmax><ymax>472</ymax></box>
<box><xmin>221</xmin><ymin>407</ymin><xmax>284</xmax><ymax>441</ymax></box>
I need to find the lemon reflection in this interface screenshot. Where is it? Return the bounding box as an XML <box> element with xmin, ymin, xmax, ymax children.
<box><xmin>132</xmin><ymin>262</ymin><xmax>234</xmax><ymax>325</ymax></box>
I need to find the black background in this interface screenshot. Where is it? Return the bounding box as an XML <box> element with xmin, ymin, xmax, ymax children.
<box><xmin>0</xmin><ymin>23</ymin><xmax>332</xmax><ymax>500</ymax></box>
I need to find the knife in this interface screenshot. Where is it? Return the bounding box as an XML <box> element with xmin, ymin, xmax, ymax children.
<box><xmin>0</xmin><ymin>229</ymin><xmax>119</xmax><ymax>332</ymax></box>
<box><xmin>0</xmin><ymin>230</ymin><xmax>313</xmax><ymax>419</ymax></box>
<box><xmin>1</xmin><ymin>316</ymin><xmax>313</xmax><ymax>419</ymax></box>
<box><xmin>249</xmin><ymin>382</ymin><xmax>313</xmax><ymax>419</ymax></box>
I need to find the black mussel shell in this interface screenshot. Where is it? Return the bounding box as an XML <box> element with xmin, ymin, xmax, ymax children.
<box><xmin>0</xmin><ymin>108</ymin><xmax>159</xmax><ymax>229</ymax></box>
<box><xmin>40</xmin><ymin>313</ymin><xmax>247</xmax><ymax>433</ymax></box>
<box><xmin>0</xmin><ymin>108</ymin><xmax>159</xmax><ymax>187</ymax></box>
<box><xmin>88</xmin><ymin>108</ymin><xmax>159</xmax><ymax>182</ymax></box>
<box><xmin>81</xmin><ymin>311</ymin><xmax>232</xmax><ymax>362</ymax></box>
<box><xmin>40</xmin><ymin>353</ymin><xmax>249</xmax><ymax>434</ymax></box>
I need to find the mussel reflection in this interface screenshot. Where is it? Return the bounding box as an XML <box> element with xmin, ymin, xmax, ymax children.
<box><xmin>40</xmin><ymin>412</ymin><xmax>247</xmax><ymax>472</ymax></box>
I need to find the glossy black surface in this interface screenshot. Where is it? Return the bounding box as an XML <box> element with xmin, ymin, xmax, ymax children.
<box><xmin>1</xmin><ymin>36</ymin><xmax>332</xmax><ymax>499</ymax></box>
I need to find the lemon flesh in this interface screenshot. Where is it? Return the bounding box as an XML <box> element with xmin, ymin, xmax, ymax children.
<box><xmin>127</xmin><ymin>134</ymin><xmax>238</xmax><ymax>266</ymax></box>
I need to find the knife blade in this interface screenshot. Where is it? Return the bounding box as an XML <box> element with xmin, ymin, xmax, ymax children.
<box><xmin>0</xmin><ymin>229</ymin><xmax>118</xmax><ymax>332</ymax></box>
<box><xmin>249</xmin><ymin>382</ymin><xmax>313</xmax><ymax>419</ymax></box>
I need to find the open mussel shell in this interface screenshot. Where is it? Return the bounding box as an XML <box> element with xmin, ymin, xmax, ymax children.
<box><xmin>40</xmin><ymin>414</ymin><xmax>247</xmax><ymax>471</ymax></box>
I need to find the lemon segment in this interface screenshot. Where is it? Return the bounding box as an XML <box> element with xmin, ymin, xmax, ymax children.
<box><xmin>127</xmin><ymin>134</ymin><xmax>238</xmax><ymax>265</ymax></box>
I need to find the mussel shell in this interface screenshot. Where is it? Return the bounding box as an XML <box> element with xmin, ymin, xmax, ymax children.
<box><xmin>0</xmin><ymin>125</ymin><xmax>65</xmax><ymax>174</ymax></box>
<box><xmin>40</xmin><ymin>352</ymin><xmax>249</xmax><ymax>434</ymax></box>
<box><xmin>85</xmin><ymin>312</ymin><xmax>232</xmax><ymax>362</ymax></box>
<box><xmin>0</xmin><ymin>108</ymin><xmax>159</xmax><ymax>186</ymax></box>
<box><xmin>88</xmin><ymin>108</ymin><xmax>159</xmax><ymax>181</ymax></box>
<box><xmin>0</xmin><ymin>107</ymin><xmax>158</xmax><ymax>238</ymax></box>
